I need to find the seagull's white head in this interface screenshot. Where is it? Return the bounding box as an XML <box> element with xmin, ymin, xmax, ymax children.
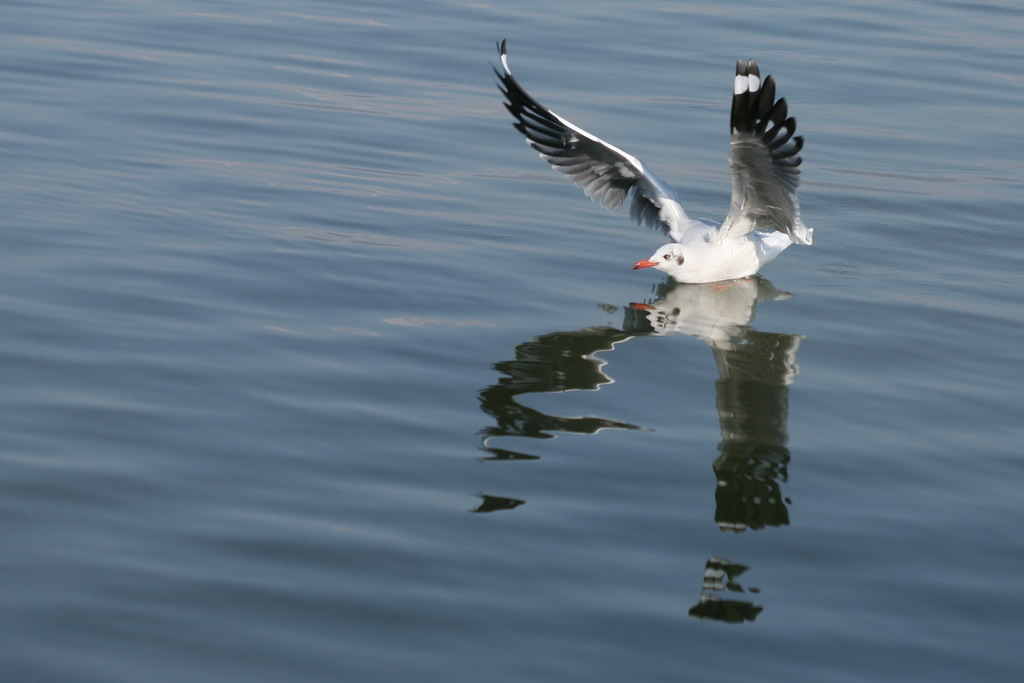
<box><xmin>632</xmin><ymin>243</ymin><xmax>691</xmax><ymax>279</ymax></box>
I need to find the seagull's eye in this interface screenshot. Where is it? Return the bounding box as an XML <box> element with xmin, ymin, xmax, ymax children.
<box><xmin>662</xmin><ymin>253</ymin><xmax>672</xmax><ymax>260</ymax></box>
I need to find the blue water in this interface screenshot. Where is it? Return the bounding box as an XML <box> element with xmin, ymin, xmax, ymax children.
<box><xmin>2</xmin><ymin>0</ymin><xmax>1023</xmax><ymax>681</ymax></box>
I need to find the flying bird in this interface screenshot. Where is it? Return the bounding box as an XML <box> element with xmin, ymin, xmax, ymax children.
<box><xmin>494</xmin><ymin>39</ymin><xmax>813</xmax><ymax>284</ymax></box>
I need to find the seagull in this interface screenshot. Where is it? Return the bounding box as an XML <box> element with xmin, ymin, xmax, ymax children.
<box><xmin>494</xmin><ymin>40</ymin><xmax>813</xmax><ymax>284</ymax></box>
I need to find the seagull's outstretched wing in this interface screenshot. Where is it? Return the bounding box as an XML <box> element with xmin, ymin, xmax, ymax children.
<box><xmin>494</xmin><ymin>40</ymin><xmax>698</xmax><ymax>242</ymax></box>
<box><xmin>720</xmin><ymin>60</ymin><xmax>812</xmax><ymax>245</ymax></box>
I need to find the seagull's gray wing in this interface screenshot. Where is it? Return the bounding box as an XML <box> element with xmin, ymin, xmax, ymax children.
<box><xmin>720</xmin><ymin>60</ymin><xmax>812</xmax><ymax>245</ymax></box>
<box><xmin>494</xmin><ymin>40</ymin><xmax>698</xmax><ymax>242</ymax></box>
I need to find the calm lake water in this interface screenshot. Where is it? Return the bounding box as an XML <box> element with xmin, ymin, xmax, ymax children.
<box><xmin>2</xmin><ymin>0</ymin><xmax>1023</xmax><ymax>681</ymax></box>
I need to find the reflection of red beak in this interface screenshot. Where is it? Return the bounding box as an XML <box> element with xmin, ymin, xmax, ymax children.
<box><xmin>632</xmin><ymin>259</ymin><xmax>656</xmax><ymax>270</ymax></box>
<box><xmin>629</xmin><ymin>302</ymin><xmax>654</xmax><ymax>310</ymax></box>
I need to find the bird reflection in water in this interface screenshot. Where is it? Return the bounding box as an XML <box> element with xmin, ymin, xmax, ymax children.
<box><xmin>688</xmin><ymin>556</ymin><xmax>763</xmax><ymax>624</ymax></box>
<box><xmin>475</xmin><ymin>276</ymin><xmax>804</xmax><ymax>623</ymax></box>
<box><xmin>478</xmin><ymin>276</ymin><xmax>800</xmax><ymax>526</ymax></box>
<box><xmin>636</xmin><ymin>279</ymin><xmax>800</xmax><ymax>533</ymax></box>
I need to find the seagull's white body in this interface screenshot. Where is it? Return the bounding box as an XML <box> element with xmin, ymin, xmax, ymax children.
<box><xmin>495</xmin><ymin>40</ymin><xmax>813</xmax><ymax>284</ymax></box>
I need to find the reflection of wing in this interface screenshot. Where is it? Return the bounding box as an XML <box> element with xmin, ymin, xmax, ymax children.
<box><xmin>478</xmin><ymin>326</ymin><xmax>646</xmax><ymax>459</ymax></box>
<box><xmin>688</xmin><ymin>557</ymin><xmax>763</xmax><ymax>623</ymax></box>
<box><xmin>630</xmin><ymin>277</ymin><xmax>802</xmax><ymax>532</ymax></box>
<box><xmin>712</xmin><ymin>329</ymin><xmax>802</xmax><ymax>532</ymax></box>
<box><xmin>471</xmin><ymin>493</ymin><xmax>526</xmax><ymax>513</ymax></box>
<box><xmin>688</xmin><ymin>594</ymin><xmax>763</xmax><ymax>624</ymax></box>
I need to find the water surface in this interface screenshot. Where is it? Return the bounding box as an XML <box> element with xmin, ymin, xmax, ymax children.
<box><xmin>2</xmin><ymin>0</ymin><xmax>1023</xmax><ymax>681</ymax></box>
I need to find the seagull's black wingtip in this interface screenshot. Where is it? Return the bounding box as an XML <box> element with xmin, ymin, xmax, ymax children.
<box><xmin>735</xmin><ymin>58</ymin><xmax>759</xmax><ymax>77</ymax></box>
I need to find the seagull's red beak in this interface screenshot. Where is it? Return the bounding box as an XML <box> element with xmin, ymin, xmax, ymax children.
<box><xmin>632</xmin><ymin>259</ymin><xmax>656</xmax><ymax>270</ymax></box>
